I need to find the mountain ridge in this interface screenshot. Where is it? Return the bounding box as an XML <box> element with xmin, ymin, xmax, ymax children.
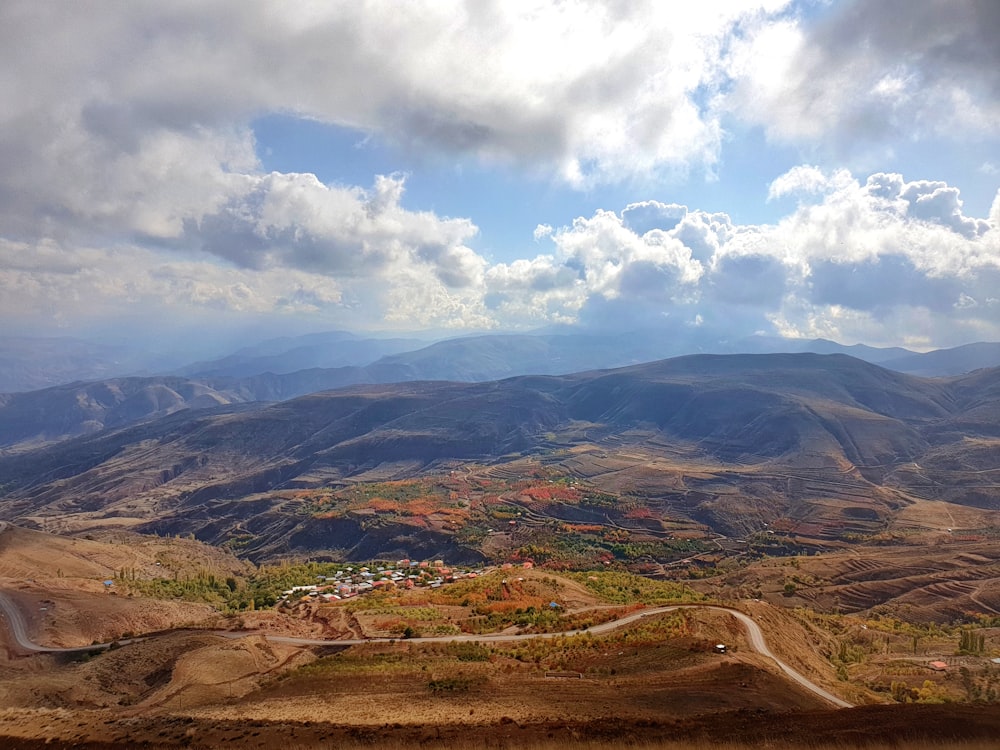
<box><xmin>2</xmin><ymin>353</ymin><xmax>997</xmax><ymax>561</ymax></box>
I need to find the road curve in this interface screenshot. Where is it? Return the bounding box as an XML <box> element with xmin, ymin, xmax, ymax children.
<box><xmin>0</xmin><ymin>582</ymin><xmax>851</xmax><ymax>708</ymax></box>
<box><xmin>249</xmin><ymin>604</ymin><xmax>852</xmax><ymax>709</ymax></box>
<box><xmin>0</xmin><ymin>590</ymin><xmax>143</xmax><ymax>654</ymax></box>
<box><xmin>0</xmin><ymin>523</ymin><xmax>141</xmax><ymax>654</ymax></box>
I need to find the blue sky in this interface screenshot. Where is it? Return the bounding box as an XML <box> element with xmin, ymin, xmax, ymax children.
<box><xmin>252</xmin><ymin>114</ymin><xmax>808</xmax><ymax>260</ymax></box>
<box><xmin>1</xmin><ymin>0</ymin><xmax>998</xmax><ymax>351</ymax></box>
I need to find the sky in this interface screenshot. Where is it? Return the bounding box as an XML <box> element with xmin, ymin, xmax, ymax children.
<box><xmin>1</xmin><ymin>0</ymin><xmax>999</xmax><ymax>353</ymax></box>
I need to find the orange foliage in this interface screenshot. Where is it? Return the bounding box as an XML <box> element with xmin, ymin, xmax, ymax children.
<box><xmin>564</xmin><ymin>524</ymin><xmax>604</xmax><ymax>534</ymax></box>
<box><xmin>522</xmin><ymin>484</ymin><xmax>582</xmax><ymax>503</ymax></box>
<box><xmin>369</xmin><ymin>497</ymin><xmax>400</xmax><ymax>513</ymax></box>
<box><xmin>624</xmin><ymin>507</ymin><xmax>654</xmax><ymax>519</ymax></box>
<box><xmin>403</xmin><ymin>497</ymin><xmax>440</xmax><ymax>516</ymax></box>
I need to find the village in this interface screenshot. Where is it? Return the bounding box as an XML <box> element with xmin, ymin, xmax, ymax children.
<box><xmin>278</xmin><ymin>558</ymin><xmax>536</xmax><ymax>605</ymax></box>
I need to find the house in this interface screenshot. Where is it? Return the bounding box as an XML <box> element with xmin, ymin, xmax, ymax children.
<box><xmin>929</xmin><ymin>661</ymin><xmax>948</xmax><ymax>671</ymax></box>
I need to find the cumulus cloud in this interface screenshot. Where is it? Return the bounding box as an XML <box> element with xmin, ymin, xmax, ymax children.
<box><xmin>483</xmin><ymin>168</ymin><xmax>999</xmax><ymax>345</ymax></box>
<box><xmin>728</xmin><ymin>0</ymin><xmax>1000</xmax><ymax>150</ymax></box>
<box><xmin>768</xmin><ymin>166</ymin><xmax>847</xmax><ymax>201</ymax></box>
<box><xmin>0</xmin><ymin>0</ymin><xmax>800</xmax><ymax>200</ymax></box>
<box><xmin>1</xmin><ymin>2</ymin><xmax>997</xmax><ymax>346</ymax></box>
<box><xmin>189</xmin><ymin>172</ymin><xmax>483</xmax><ymax>287</ymax></box>
<box><xmin>621</xmin><ymin>201</ymin><xmax>687</xmax><ymax>235</ymax></box>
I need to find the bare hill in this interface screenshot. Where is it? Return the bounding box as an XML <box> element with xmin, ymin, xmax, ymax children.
<box><xmin>0</xmin><ymin>377</ymin><xmax>260</xmax><ymax>449</ymax></box>
<box><xmin>0</xmin><ymin>354</ymin><xmax>997</xmax><ymax>561</ymax></box>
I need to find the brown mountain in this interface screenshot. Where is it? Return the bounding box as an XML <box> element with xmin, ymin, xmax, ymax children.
<box><xmin>0</xmin><ymin>353</ymin><xmax>997</xmax><ymax>560</ymax></box>
<box><xmin>0</xmin><ymin>377</ymin><xmax>256</xmax><ymax>449</ymax></box>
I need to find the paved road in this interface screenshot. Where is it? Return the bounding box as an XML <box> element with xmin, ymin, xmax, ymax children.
<box><xmin>0</xmin><ymin>590</ymin><xmax>851</xmax><ymax>707</ymax></box>
<box><xmin>0</xmin><ymin>590</ymin><xmax>144</xmax><ymax>655</ymax></box>
<box><xmin>0</xmin><ymin>548</ymin><xmax>851</xmax><ymax>709</ymax></box>
<box><xmin>0</xmin><ymin>522</ymin><xmax>141</xmax><ymax>655</ymax></box>
<box><xmin>223</xmin><ymin>604</ymin><xmax>853</xmax><ymax>708</ymax></box>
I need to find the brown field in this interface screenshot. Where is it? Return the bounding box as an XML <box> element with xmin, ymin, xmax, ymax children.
<box><xmin>4</xmin><ymin>516</ymin><xmax>1000</xmax><ymax>747</ymax></box>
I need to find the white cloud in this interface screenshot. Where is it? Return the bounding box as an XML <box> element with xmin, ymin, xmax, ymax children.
<box><xmin>482</xmin><ymin>168</ymin><xmax>1000</xmax><ymax>345</ymax></box>
<box><xmin>0</xmin><ymin>0</ymin><xmax>800</xmax><ymax>200</ymax></box>
<box><xmin>768</xmin><ymin>166</ymin><xmax>841</xmax><ymax>201</ymax></box>
<box><xmin>728</xmin><ymin>0</ymin><xmax>1000</xmax><ymax>152</ymax></box>
<box><xmin>533</xmin><ymin>224</ymin><xmax>553</xmax><ymax>241</ymax></box>
<box><xmin>1</xmin><ymin>2</ymin><xmax>997</xmax><ymax>347</ymax></box>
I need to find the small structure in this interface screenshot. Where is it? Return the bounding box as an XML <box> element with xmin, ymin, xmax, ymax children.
<box><xmin>714</xmin><ymin>644</ymin><xmax>727</xmax><ymax>654</ymax></box>
<box><xmin>929</xmin><ymin>661</ymin><xmax>948</xmax><ymax>671</ymax></box>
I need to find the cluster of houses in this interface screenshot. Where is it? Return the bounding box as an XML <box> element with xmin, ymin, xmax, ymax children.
<box><xmin>278</xmin><ymin>559</ymin><xmax>500</xmax><ymax>604</ymax></box>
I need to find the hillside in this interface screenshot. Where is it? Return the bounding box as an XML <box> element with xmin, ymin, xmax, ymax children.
<box><xmin>0</xmin><ymin>377</ymin><xmax>260</xmax><ymax>449</ymax></box>
<box><xmin>176</xmin><ymin>330</ymin><xmax>426</xmax><ymax>378</ymax></box>
<box><xmin>5</xmin><ymin>334</ymin><xmax>999</xmax><ymax>452</ymax></box>
<box><xmin>0</xmin><ymin>354</ymin><xmax>997</xmax><ymax>562</ymax></box>
<box><xmin>0</xmin><ymin>523</ymin><xmax>251</xmax><ymax>648</ymax></box>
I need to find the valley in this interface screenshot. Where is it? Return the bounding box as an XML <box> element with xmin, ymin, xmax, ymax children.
<box><xmin>1</xmin><ymin>352</ymin><xmax>1000</xmax><ymax>747</ymax></box>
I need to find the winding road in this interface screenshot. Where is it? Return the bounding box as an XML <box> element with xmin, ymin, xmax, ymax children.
<box><xmin>0</xmin><ymin>589</ymin><xmax>852</xmax><ymax>708</ymax></box>
<box><xmin>0</xmin><ymin>521</ymin><xmax>850</xmax><ymax>707</ymax></box>
<box><xmin>0</xmin><ymin>522</ymin><xmax>849</xmax><ymax>706</ymax></box>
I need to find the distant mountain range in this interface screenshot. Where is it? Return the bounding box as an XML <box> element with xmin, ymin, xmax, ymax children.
<box><xmin>878</xmin><ymin>342</ymin><xmax>1000</xmax><ymax>377</ymax></box>
<box><xmin>1</xmin><ymin>353</ymin><xmax>997</xmax><ymax>560</ymax></box>
<box><xmin>2</xmin><ymin>333</ymin><xmax>1000</xmax><ymax>450</ymax></box>
<box><xmin>174</xmin><ymin>330</ymin><xmax>426</xmax><ymax>378</ymax></box>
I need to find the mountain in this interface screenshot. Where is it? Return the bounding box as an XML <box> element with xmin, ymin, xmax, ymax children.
<box><xmin>879</xmin><ymin>342</ymin><xmax>1000</xmax><ymax>377</ymax></box>
<box><xmin>727</xmin><ymin>336</ymin><xmax>913</xmax><ymax>363</ymax></box>
<box><xmin>5</xmin><ymin>333</ymin><xmax>994</xmax><ymax>452</ymax></box>
<box><xmin>175</xmin><ymin>331</ymin><xmax>427</xmax><ymax>378</ymax></box>
<box><xmin>1</xmin><ymin>354</ymin><xmax>996</xmax><ymax>561</ymax></box>
<box><xmin>9</xmin><ymin>329</ymin><xmax>996</xmax><ymax>401</ymax></box>
<box><xmin>363</xmin><ymin>332</ymin><xmax>918</xmax><ymax>381</ymax></box>
<box><xmin>0</xmin><ymin>377</ymin><xmax>258</xmax><ymax>450</ymax></box>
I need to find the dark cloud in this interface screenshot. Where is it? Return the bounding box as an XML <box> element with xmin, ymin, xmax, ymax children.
<box><xmin>812</xmin><ymin>0</ymin><xmax>1000</xmax><ymax>96</ymax></box>
<box><xmin>707</xmin><ymin>254</ymin><xmax>787</xmax><ymax>308</ymax></box>
<box><xmin>808</xmin><ymin>255</ymin><xmax>963</xmax><ymax>314</ymax></box>
<box><xmin>736</xmin><ymin>0</ymin><xmax>1000</xmax><ymax>150</ymax></box>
